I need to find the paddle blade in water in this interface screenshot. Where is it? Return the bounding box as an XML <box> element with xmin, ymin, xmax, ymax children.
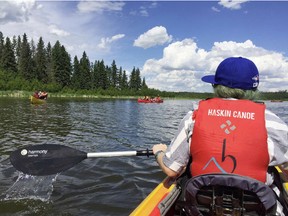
<box><xmin>10</xmin><ymin>144</ymin><xmax>87</xmax><ymax>176</ymax></box>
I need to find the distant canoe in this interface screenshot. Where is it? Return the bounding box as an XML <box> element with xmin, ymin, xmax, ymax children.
<box><xmin>137</xmin><ymin>98</ymin><xmax>163</xmax><ymax>103</ymax></box>
<box><xmin>30</xmin><ymin>95</ymin><xmax>47</xmax><ymax>104</ymax></box>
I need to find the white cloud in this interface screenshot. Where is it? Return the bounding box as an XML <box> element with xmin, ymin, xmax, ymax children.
<box><xmin>142</xmin><ymin>39</ymin><xmax>288</xmax><ymax>92</ymax></box>
<box><xmin>0</xmin><ymin>0</ymin><xmax>38</xmax><ymax>24</ymax></box>
<box><xmin>218</xmin><ymin>0</ymin><xmax>249</xmax><ymax>10</ymax></box>
<box><xmin>139</xmin><ymin>6</ymin><xmax>149</xmax><ymax>17</ymax></box>
<box><xmin>129</xmin><ymin>2</ymin><xmax>158</xmax><ymax>17</ymax></box>
<box><xmin>77</xmin><ymin>1</ymin><xmax>125</xmax><ymax>13</ymax></box>
<box><xmin>212</xmin><ymin>6</ymin><xmax>221</xmax><ymax>12</ymax></box>
<box><xmin>49</xmin><ymin>24</ymin><xmax>70</xmax><ymax>37</ymax></box>
<box><xmin>134</xmin><ymin>26</ymin><xmax>173</xmax><ymax>49</ymax></box>
<box><xmin>98</xmin><ymin>34</ymin><xmax>125</xmax><ymax>50</ymax></box>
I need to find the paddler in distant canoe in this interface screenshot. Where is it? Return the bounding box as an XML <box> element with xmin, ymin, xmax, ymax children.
<box><xmin>33</xmin><ymin>91</ymin><xmax>48</xmax><ymax>100</ymax></box>
<box><xmin>153</xmin><ymin>57</ymin><xmax>288</xmax><ymax>215</ymax></box>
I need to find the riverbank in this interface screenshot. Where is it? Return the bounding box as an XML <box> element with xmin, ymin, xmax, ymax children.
<box><xmin>1</xmin><ymin>90</ymin><xmax>287</xmax><ymax>101</ymax></box>
<box><xmin>0</xmin><ymin>90</ymin><xmax>139</xmax><ymax>99</ymax></box>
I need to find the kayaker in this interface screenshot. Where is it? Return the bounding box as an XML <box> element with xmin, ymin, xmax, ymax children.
<box><xmin>153</xmin><ymin>57</ymin><xmax>288</xmax><ymax>215</ymax></box>
<box><xmin>33</xmin><ymin>91</ymin><xmax>40</xmax><ymax>99</ymax></box>
<box><xmin>37</xmin><ymin>91</ymin><xmax>48</xmax><ymax>99</ymax></box>
<box><xmin>155</xmin><ymin>95</ymin><xmax>161</xmax><ymax>101</ymax></box>
<box><xmin>144</xmin><ymin>96</ymin><xmax>149</xmax><ymax>100</ymax></box>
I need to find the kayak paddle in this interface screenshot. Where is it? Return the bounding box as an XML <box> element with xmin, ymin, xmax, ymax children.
<box><xmin>10</xmin><ymin>144</ymin><xmax>153</xmax><ymax>176</ymax></box>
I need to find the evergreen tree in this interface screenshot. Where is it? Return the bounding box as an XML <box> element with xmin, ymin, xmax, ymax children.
<box><xmin>30</xmin><ymin>39</ymin><xmax>37</xmax><ymax>78</ymax></box>
<box><xmin>129</xmin><ymin>67</ymin><xmax>136</xmax><ymax>90</ymax></box>
<box><xmin>105</xmin><ymin>65</ymin><xmax>111</xmax><ymax>89</ymax></box>
<box><xmin>111</xmin><ymin>60</ymin><xmax>118</xmax><ymax>88</ymax></box>
<box><xmin>15</xmin><ymin>35</ymin><xmax>21</xmax><ymax>66</ymax></box>
<box><xmin>1</xmin><ymin>37</ymin><xmax>17</xmax><ymax>73</ymax></box>
<box><xmin>141</xmin><ymin>77</ymin><xmax>148</xmax><ymax>89</ymax></box>
<box><xmin>51</xmin><ymin>41</ymin><xmax>61</xmax><ymax>84</ymax></box>
<box><xmin>118</xmin><ymin>67</ymin><xmax>123</xmax><ymax>89</ymax></box>
<box><xmin>60</xmin><ymin>45</ymin><xmax>72</xmax><ymax>87</ymax></box>
<box><xmin>30</xmin><ymin>39</ymin><xmax>36</xmax><ymax>58</ymax></box>
<box><xmin>71</xmin><ymin>56</ymin><xmax>81</xmax><ymax>89</ymax></box>
<box><xmin>135</xmin><ymin>67</ymin><xmax>142</xmax><ymax>90</ymax></box>
<box><xmin>79</xmin><ymin>51</ymin><xmax>91</xmax><ymax>89</ymax></box>
<box><xmin>0</xmin><ymin>32</ymin><xmax>5</xmax><ymax>68</ymax></box>
<box><xmin>18</xmin><ymin>33</ymin><xmax>34</xmax><ymax>80</ymax></box>
<box><xmin>118</xmin><ymin>67</ymin><xmax>128</xmax><ymax>90</ymax></box>
<box><xmin>95</xmin><ymin>60</ymin><xmax>108</xmax><ymax>90</ymax></box>
<box><xmin>92</xmin><ymin>60</ymin><xmax>100</xmax><ymax>89</ymax></box>
<box><xmin>52</xmin><ymin>41</ymin><xmax>71</xmax><ymax>87</ymax></box>
<box><xmin>35</xmin><ymin>37</ymin><xmax>47</xmax><ymax>83</ymax></box>
<box><xmin>12</xmin><ymin>36</ymin><xmax>17</xmax><ymax>56</ymax></box>
<box><xmin>122</xmin><ymin>70</ymin><xmax>128</xmax><ymax>89</ymax></box>
<box><xmin>129</xmin><ymin>67</ymin><xmax>142</xmax><ymax>91</ymax></box>
<box><xmin>46</xmin><ymin>42</ymin><xmax>53</xmax><ymax>83</ymax></box>
<box><xmin>90</xmin><ymin>61</ymin><xmax>94</xmax><ymax>89</ymax></box>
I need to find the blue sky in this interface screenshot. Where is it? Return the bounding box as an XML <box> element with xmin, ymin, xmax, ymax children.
<box><xmin>1</xmin><ymin>0</ymin><xmax>288</xmax><ymax>92</ymax></box>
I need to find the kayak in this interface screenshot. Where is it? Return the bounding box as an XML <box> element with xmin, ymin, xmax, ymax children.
<box><xmin>130</xmin><ymin>165</ymin><xmax>288</xmax><ymax>215</ymax></box>
<box><xmin>138</xmin><ymin>98</ymin><xmax>164</xmax><ymax>103</ymax></box>
<box><xmin>130</xmin><ymin>177</ymin><xmax>179</xmax><ymax>216</ymax></box>
<box><xmin>30</xmin><ymin>95</ymin><xmax>47</xmax><ymax>104</ymax></box>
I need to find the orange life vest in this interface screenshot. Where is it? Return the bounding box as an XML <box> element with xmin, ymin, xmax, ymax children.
<box><xmin>190</xmin><ymin>98</ymin><xmax>269</xmax><ymax>182</ymax></box>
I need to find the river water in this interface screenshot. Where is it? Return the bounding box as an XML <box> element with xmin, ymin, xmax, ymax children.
<box><xmin>0</xmin><ymin>97</ymin><xmax>287</xmax><ymax>216</ymax></box>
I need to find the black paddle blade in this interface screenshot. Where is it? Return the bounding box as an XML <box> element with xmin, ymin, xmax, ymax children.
<box><xmin>10</xmin><ymin>144</ymin><xmax>87</xmax><ymax>176</ymax></box>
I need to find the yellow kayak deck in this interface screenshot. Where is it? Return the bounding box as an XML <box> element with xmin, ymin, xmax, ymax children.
<box><xmin>131</xmin><ymin>165</ymin><xmax>288</xmax><ymax>216</ymax></box>
<box><xmin>130</xmin><ymin>177</ymin><xmax>178</xmax><ymax>216</ymax></box>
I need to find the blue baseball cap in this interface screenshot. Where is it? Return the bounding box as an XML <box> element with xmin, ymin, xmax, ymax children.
<box><xmin>201</xmin><ymin>57</ymin><xmax>259</xmax><ymax>90</ymax></box>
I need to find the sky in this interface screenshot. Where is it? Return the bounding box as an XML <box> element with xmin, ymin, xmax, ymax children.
<box><xmin>0</xmin><ymin>0</ymin><xmax>288</xmax><ymax>93</ymax></box>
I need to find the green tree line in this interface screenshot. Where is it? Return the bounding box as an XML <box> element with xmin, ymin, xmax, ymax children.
<box><xmin>0</xmin><ymin>31</ymin><xmax>149</xmax><ymax>95</ymax></box>
<box><xmin>259</xmin><ymin>90</ymin><xmax>288</xmax><ymax>101</ymax></box>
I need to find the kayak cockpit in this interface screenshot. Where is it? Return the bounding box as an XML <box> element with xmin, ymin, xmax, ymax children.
<box><xmin>131</xmin><ymin>165</ymin><xmax>288</xmax><ymax>216</ymax></box>
<box><xmin>179</xmin><ymin>173</ymin><xmax>279</xmax><ymax>215</ymax></box>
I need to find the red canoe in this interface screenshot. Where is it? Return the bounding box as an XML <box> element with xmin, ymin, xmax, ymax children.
<box><xmin>137</xmin><ymin>98</ymin><xmax>163</xmax><ymax>103</ymax></box>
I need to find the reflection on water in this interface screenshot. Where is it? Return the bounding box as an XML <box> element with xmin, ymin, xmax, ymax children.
<box><xmin>0</xmin><ymin>98</ymin><xmax>287</xmax><ymax>215</ymax></box>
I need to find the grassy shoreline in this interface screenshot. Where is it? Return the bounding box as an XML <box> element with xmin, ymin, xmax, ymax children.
<box><xmin>1</xmin><ymin>90</ymin><xmax>287</xmax><ymax>101</ymax></box>
<box><xmin>0</xmin><ymin>90</ymin><xmax>141</xmax><ymax>99</ymax></box>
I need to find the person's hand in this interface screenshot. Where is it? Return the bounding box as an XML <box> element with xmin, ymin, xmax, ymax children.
<box><xmin>152</xmin><ymin>144</ymin><xmax>178</xmax><ymax>177</ymax></box>
<box><xmin>153</xmin><ymin>143</ymin><xmax>167</xmax><ymax>155</ymax></box>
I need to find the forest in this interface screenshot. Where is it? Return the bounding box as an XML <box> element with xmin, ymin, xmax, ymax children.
<box><xmin>0</xmin><ymin>31</ymin><xmax>158</xmax><ymax>96</ymax></box>
<box><xmin>0</xmin><ymin>31</ymin><xmax>287</xmax><ymax>100</ymax></box>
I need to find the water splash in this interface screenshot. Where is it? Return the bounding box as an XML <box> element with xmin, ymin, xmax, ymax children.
<box><xmin>3</xmin><ymin>172</ymin><xmax>58</xmax><ymax>202</ymax></box>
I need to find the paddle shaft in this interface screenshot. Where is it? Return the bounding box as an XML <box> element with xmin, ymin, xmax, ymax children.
<box><xmin>87</xmin><ymin>150</ymin><xmax>153</xmax><ymax>158</ymax></box>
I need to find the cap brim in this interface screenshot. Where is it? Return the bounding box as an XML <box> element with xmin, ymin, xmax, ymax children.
<box><xmin>201</xmin><ymin>75</ymin><xmax>217</xmax><ymax>84</ymax></box>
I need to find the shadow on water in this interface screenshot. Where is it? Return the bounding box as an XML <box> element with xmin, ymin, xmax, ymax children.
<box><xmin>0</xmin><ymin>98</ymin><xmax>287</xmax><ymax>215</ymax></box>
